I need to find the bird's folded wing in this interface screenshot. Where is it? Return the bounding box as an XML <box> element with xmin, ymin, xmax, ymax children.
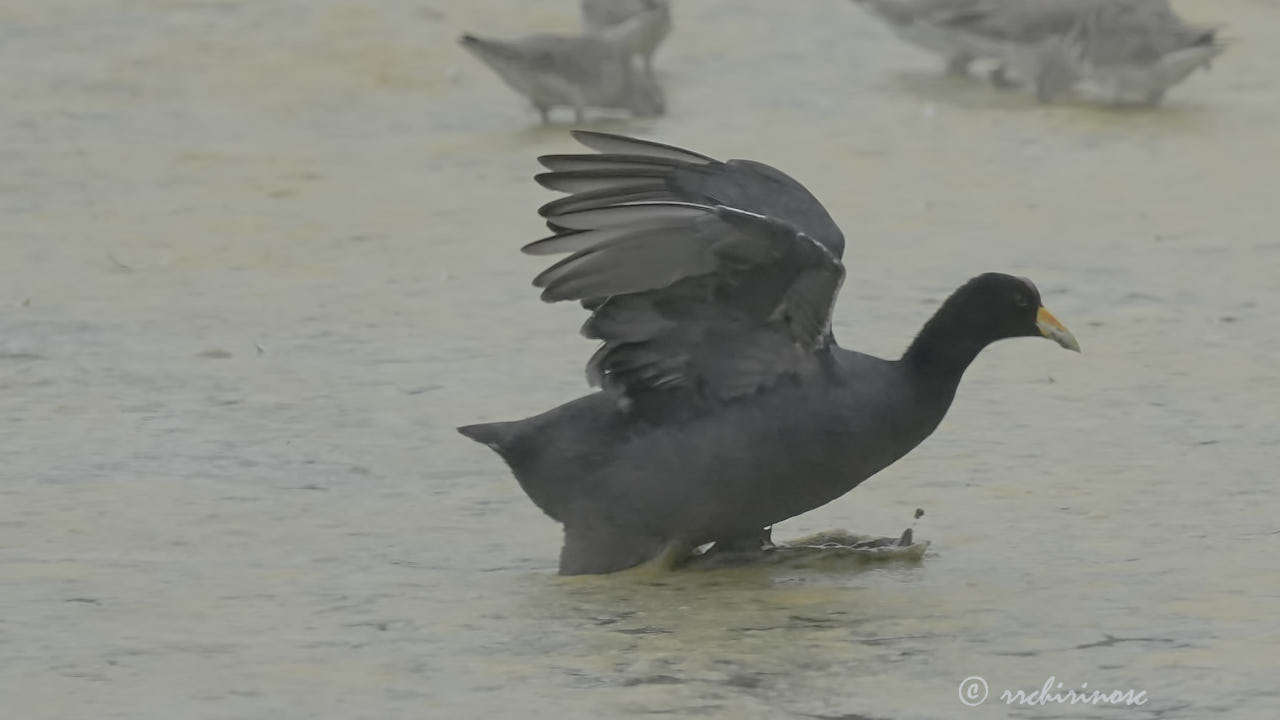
<box><xmin>934</xmin><ymin>0</ymin><xmax>1080</xmax><ymax>43</ymax></box>
<box><xmin>1070</xmin><ymin>3</ymin><xmax>1219</xmax><ymax>64</ymax></box>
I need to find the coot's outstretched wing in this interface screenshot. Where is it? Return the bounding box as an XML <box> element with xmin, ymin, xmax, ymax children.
<box><xmin>526</xmin><ymin>131</ymin><xmax>846</xmax><ymax>413</ymax></box>
<box><xmin>536</xmin><ymin>131</ymin><xmax>845</xmax><ymax>257</ymax></box>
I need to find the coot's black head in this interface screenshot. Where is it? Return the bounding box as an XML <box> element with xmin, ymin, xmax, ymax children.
<box><xmin>958</xmin><ymin>272</ymin><xmax>1080</xmax><ymax>350</ymax></box>
<box><xmin>904</xmin><ymin>273</ymin><xmax>1080</xmax><ymax>370</ymax></box>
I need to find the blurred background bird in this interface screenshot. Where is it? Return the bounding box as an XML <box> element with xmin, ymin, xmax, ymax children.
<box><xmin>581</xmin><ymin>0</ymin><xmax>672</xmax><ymax>81</ymax></box>
<box><xmin>458</xmin><ymin>29</ymin><xmax>666</xmax><ymax>123</ymax></box>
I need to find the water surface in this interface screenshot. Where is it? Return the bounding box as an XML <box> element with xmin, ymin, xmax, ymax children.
<box><xmin>2</xmin><ymin>1</ymin><xmax>1278</xmax><ymax>718</ymax></box>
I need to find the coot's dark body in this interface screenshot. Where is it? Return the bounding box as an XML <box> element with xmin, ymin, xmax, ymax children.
<box><xmin>459</xmin><ymin>131</ymin><xmax>1079</xmax><ymax>574</ymax></box>
<box><xmin>464</xmin><ymin>349</ymin><xmax>950</xmax><ymax>572</ymax></box>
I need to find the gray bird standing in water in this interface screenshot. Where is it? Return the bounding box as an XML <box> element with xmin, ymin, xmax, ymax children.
<box><xmin>1041</xmin><ymin>0</ymin><xmax>1224</xmax><ymax>106</ymax></box>
<box><xmin>458</xmin><ymin>132</ymin><xmax>1081</xmax><ymax>575</ymax></box>
<box><xmin>850</xmin><ymin>0</ymin><xmax>1003</xmax><ymax>76</ymax></box>
<box><xmin>853</xmin><ymin>0</ymin><xmax>1223</xmax><ymax>105</ymax></box>
<box><xmin>581</xmin><ymin>0</ymin><xmax>672</xmax><ymax>81</ymax></box>
<box><xmin>459</xmin><ymin>27</ymin><xmax>665</xmax><ymax>123</ymax></box>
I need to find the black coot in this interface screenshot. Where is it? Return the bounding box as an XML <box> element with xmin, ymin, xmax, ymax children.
<box><xmin>459</xmin><ymin>131</ymin><xmax>1080</xmax><ymax>575</ymax></box>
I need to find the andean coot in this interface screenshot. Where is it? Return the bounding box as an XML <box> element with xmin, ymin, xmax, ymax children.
<box><xmin>458</xmin><ymin>131</ymin><xmax>1080</xmax><ymax>575</ymax></box>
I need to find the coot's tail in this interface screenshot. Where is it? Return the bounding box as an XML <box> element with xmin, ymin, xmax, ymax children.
<box><xmin>457</xmin><ymin>421</ymin><xmax>520</xmax><ymax>455</ymax></box>
<box><xmin>459</xmin><ymin>419</ymin><xmax>572</xmax><ymax>523</ymax></box>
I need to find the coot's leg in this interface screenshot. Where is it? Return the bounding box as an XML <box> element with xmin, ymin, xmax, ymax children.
<box><xmin>708</xmin><ymin>527</ymin><xmax>775</xmax><ymax>554</ymax></box>
<box><xmin>652</xmin><ymin>539</ymin><xmax>699</xmax><ymax>571</ymax></box>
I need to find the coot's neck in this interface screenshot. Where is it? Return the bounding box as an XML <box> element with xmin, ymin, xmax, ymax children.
<box><xmin>899</xmin><ymin>302</ymin><xmax>991</xmax><ymax>386</ymax></box>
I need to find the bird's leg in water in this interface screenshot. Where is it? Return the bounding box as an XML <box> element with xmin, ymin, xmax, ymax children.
<box><xmin>652</xmin><ymin>539</ymin><xmax>699</xmax><ymax>571</ymax></box>
<box><xmin>1141</xmin><ymin>88</ymin><xmax>1166</xmax><ymax>108</ymax></box>
<box><xmin>945</xmin><ymin>55</ymin><xmax>973</xmax><ymax>76</ymax></box>
<box><xmin>709</xmin><ymin>527</ymin><xmax>775</xmax><ymax>554</ymax></box>
<box><xmin>1036</xmin><ymin>72</ymin><xmax>1069</xmax><ymax>103</ymax></box>
<box><xmin>989</xmin><ymin>65</ymin><xmax>1017</xmax><ymax>89</ymax></box>
<box><xmin>535</xmin><ymin>105</ymin><xmax>551</xmax><ymax>124</ymax></box>
<box><xmin>670</xmin><ymin>528</ymin><xmax>776</xmax><ymax>569</ymax></box>
<box><xmin>1034</xmin><ymin>39</ymin><xmax>1080</xmax><ymax>104</ymax></box>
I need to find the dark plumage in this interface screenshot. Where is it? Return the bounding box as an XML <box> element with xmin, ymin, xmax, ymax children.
<box><xmin>458</xmin><ymin>132</ymin><xmax>1080</xmax><ymax>575</ymax></box>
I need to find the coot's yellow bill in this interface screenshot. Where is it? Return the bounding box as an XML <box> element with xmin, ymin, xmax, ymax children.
<box><xmin>1037</xmin><ymin>307</ymin><xmax>1081</xmax><ymax>352</ymax></box>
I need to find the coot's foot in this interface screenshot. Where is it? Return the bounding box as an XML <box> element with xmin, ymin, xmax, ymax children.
<box><xmin>709</xmin><ymin>527</ymin><xmax>775</xmax><ymax>554</ymax></box>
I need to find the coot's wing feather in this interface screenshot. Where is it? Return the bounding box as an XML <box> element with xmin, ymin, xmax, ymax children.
<box><xmin>528</xmin><ymin>132</ymin><xmax>846</xmax><ymax>409</ymax></box>
<box><xmin>536</xmin><ymin>131</ymin><xmax>845</xmax><ymax>257</ymax></box>
<box><xmin>527</xmin><ymin>135</ymin><xmax>846</xmax><ymax>410</ymax></box>
<box><xmin>531</xmin><ymin>201</ymin><xmax>844</xmax><ymax>405</ymax></box>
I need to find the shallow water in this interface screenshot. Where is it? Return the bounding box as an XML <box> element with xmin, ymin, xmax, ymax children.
<box><xmin>2</xmin><ymin>0</ymin><xmax>1278</xmax><ymax>718</ymax></box>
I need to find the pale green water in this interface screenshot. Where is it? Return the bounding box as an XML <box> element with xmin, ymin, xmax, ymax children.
<box><xmin>2</xmin><ymin>1</ymin><xmax>1278</xmax><ymax>718</ymax></box>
